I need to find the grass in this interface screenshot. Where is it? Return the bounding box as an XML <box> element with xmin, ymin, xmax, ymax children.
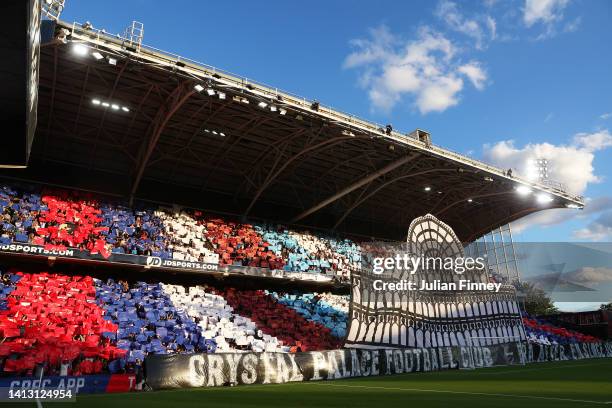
<box><xmin>8</xmin><ymin>358</ymin><xmax>612</xmax><ymax>408</ymax></box>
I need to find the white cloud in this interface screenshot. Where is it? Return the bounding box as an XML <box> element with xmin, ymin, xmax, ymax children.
<box><xmin>573</xmin><ymin>130</ymin><xmax>612</xmax><ymax>152</ymax></box>
<box><xmin>600</xmin><ymin>113</ymin><xmax>612</xmax><ymax>120</ymax></box>
<box><xmin>344</xmin><ymin>25</ymin><xmax>396</xmax><ymax>69</ymax></box>
<box><xmin>416</xmin><ymin>76</ymin><xmax>464</xmax><ymax>113</ymax></box>
<box><xmin>523</xmin><ymin>0</ymin><xmax>570</xmax><ymax>27</ymax></box>
<box><xmin>482</xmin><ymin>130</ymin><xmax>612</xmax><ymax>235</ymax></box>
<box><xmin>343</xmin><ymin>26</ymin><xmax>487</xmax><ymax>114</ymax></box>
<box><xmin>435</xmin><ymin>1</ymin><xmax>496</xmax><ymax>49</ymax></box>
<box><xmin>564</xmin><ymin>267</ymin><xmax>612</xmax><ymax>285</ymax></box>
<box><xmin>458</xmin><ymin>62</ymin><xmax>487</xmax><ymax>90</ymax></box>
<box><xmin>523</xmin><ymin>0</ymin><xmax>576</xmax><ymax>39</ymax></box>
<box><xmin>483</xmin><ymin>130</ymin><xmax>612</xmax><ymax>195</ymax></box>
<box><xmin>563</xmin><ymin>16</ymin><xmax>581</xmax><ymax>33</ymax></box>
<box><xmin>486</xmin><ymin>16</ymin><xmax>497</xmax><ymax>40</ymax></box>
<box><xmin>574</xmin><ymin>210</ymin><xmax>612</xmax><ymax>241</ymax></box>
<box><xmin>574</xmin><ymin>223</ymin><xmax>612</xmax><ymax>241</ymax></box>
<box><xmin>512</xmin><ymin>196</ymin><xmax>612</xmax><ymax>235</ymax></box>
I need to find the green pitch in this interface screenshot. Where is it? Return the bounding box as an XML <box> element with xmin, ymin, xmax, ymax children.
<box><xmin>14</xmin><ymin>358</ymin><xmax>612</xmax><ymax>408</ymax></box>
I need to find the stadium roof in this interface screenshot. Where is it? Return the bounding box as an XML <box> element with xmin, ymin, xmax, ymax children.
<box><xmin>3</xmin><ymin>20</ymin><xmax>584</xmax><ymax>242</ymax></box>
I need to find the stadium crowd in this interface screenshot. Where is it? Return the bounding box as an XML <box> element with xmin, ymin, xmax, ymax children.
<box><xmin>0</xmin><ymin>267</ymin><xmax>348</xmax><ymax>377</ymax></box>
<box><xmin>0</xmin><ymin>184</ymin><xmax>360</xmax><ymax>281</ymax></box>
<box><xmin>522</xmin><ymin>314</ymin><xmax>600</xmax><ymax>345</ymax></box>
<box><xmin>0</xmin><ymin>182</ymin><xmax>605</xmax><ymax>379</ymax></box>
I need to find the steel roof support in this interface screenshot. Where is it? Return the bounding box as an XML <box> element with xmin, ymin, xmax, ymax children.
<box><xmin>434</xmin><ymin>190</ymin><xmax>514</xmax><ymax>217</ymax></box>
<box><xmin>129</xmin><ymin>83</ymin><xmax>194</xmax><ymax>203</ymax></box>
<box><xmin>243</xmin><ymin>136</ymin><xmax>360</xmax><ymax>217</ymax></box>
<box><xmin>291</xmin><ymin>152</ymin><xmax>420</xmax><ymax>223</ymax></box>
<box><xmin>332</xmin><ymin>167</ymin><xmax>456</xmax><ymax>229</ymax></box>
<box><xmin>88</xmin><ymin>61</ymin><xmax>129</xmax><ymax>169</ymax></box>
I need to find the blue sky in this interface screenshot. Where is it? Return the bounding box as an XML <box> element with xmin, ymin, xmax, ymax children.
<box><xmin>60</xmin><ymin>0</ymin><xmax>612</xmax><ymax>244</ymax></box>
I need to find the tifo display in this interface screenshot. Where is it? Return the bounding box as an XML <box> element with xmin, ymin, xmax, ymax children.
<box><xmin>522</xmin><ymin>314</ymin><xmax>600</xmax><ymax>345</ymax></box>
<box><xmin>0</xmin><ymin>184</ymin><xmax>360</xmax><ymax>281</ymax></box>
<box><xmin>0</xmin><ymin>268</ymin><xmax>348</xmax><ymax>377</ymax></box>
<box><xmin>0</xmin><ymin>266</ymin><xmax>603</xmax><ymax>378</ymax></box>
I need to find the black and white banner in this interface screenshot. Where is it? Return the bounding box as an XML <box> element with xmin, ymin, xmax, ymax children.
<box><xmin>145</xmin><ymin>348</ymin><xmax>460</xmax><ymax>389</ymax></box>
<box><xmin>144</xmin><ymin>342</ymin><xmax>612</xmax><ymax>390</ymax></box>
<box><xmin>521</xmin><ymin>342</ymin><xmax>612</xmax><ymax>363</ymax></box>
<box><xmin>346</xmin><ymin>214</ymin><xmax>525</xmax><ymax>348</ymax></box>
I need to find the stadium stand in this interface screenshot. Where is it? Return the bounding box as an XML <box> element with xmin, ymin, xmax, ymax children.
<box><xmin>0</xmin><ymin>267</ymin><xmax>348</xmax><ymax>377</ymax></box>
<box><xmin>522</xmin><ymin>313</ymin><xmax>600</xmax><ymax>345</ymax></box>
<box><xmin>0</xmin><ymin>183</ymin><xmax>360</xmax><ymax>281</ymax></box>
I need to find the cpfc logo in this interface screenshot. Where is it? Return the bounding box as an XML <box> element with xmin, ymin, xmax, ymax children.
<box><xmin>146</xmin><ymin>256</ymin><xmax>162</xmax><ymax>267</ymax></box>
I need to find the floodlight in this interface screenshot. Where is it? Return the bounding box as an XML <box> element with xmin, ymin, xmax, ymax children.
<box><xmin>536</xmin><ymin>193</ymin><xmax>553</xmax><ymax>204</ymax></box>
<box><xmin>92</xmin><ymin>52</ymin><xmax>104</xmax><ymax>60</ymax></box>
<box><xmin>515</xmin><ymin>185</ymin><xmax>532</xmax><ymax>195</ymax></box>
<box><xmin>72</xmin><ymin>43</ymin><xmax>88</xmax><ymax>56</ymax></box>
<box><xmin>92</xmin><ymin>99</ymin><xmax>101</xmax><ymax>105</ymax></box>
<box><xmin>194</xmin><ymin>84</ymin><xmax>205</xmax><ymax>92</ymax></box>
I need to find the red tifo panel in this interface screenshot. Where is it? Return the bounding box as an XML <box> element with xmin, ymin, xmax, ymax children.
<box><xmin>0</xmin><ymin>271</ymin><xmax>125</xmax><ymax>373</ymax></box>
<box><xmin>217</xmin><ymin>287</ymin><xmax>342</xmax><ymax>352</ymax></box>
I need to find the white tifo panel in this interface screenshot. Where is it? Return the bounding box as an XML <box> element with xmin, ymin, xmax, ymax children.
<box><xmin>162</xmin><ymin>284</ymin><xmax>286</xmax><ymax>353</ymax></box>
<box><xmin>346</xmin><ymin>214</ymin><xmax>525</xmax><ymax>349</ymax></box>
